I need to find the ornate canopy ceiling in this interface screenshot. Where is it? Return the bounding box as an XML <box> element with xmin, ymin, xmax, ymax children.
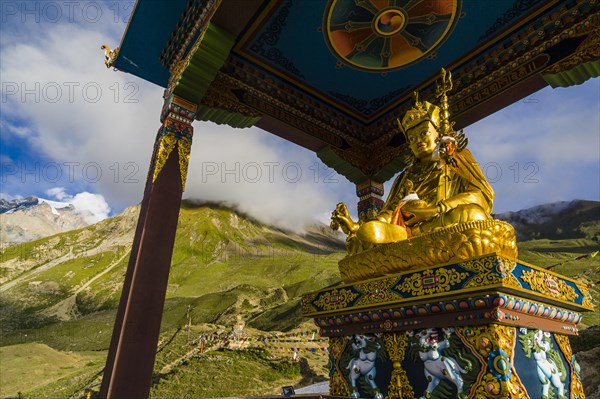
<box><xmin>111</xmin><ymin>0</ymin><xmax>599</xmax><ymax>184</ymax></box>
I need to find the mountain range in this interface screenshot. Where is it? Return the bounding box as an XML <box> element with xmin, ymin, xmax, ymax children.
<box><xmin>0</xmin><ymin>196</ymin><xmax>92</xmax><ymax>248</ymax></box>
<box><xmin>2</xmin><ymin>196</ymin><xmax>598</xmax><ymax>248</ymax></box>
<box><xmin>494</xmin><ymin>199</ymin><xmax>600</xmax><ymax>241</ymax></box>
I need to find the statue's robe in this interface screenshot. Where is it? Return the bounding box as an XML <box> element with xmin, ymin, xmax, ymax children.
<box><xmin>379</xmin><ymin>149</ymin><xmax>494</xmax><ymax>234</ymax></box>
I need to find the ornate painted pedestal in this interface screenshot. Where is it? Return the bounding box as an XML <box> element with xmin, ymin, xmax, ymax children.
<box><xmin>302</xmin><ymin>253</ymin><xmax>593</xmax><ymax>399</ymax></box>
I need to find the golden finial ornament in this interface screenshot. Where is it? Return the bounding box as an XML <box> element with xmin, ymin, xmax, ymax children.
<box><xmin>100</xmin><ymin>44</ymin><xmax>119</xmax><ymax>69</ymax></box>
<box><xmin>435</xmin><ymin>68</ymin><xmax>455</xmax><ymax>137</ymax></box>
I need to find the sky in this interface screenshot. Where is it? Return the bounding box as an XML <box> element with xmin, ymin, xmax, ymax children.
<box><xmin>0</xmin><ymin>1</ymin><xmax>599</xmax><ymax>230</ymax></box>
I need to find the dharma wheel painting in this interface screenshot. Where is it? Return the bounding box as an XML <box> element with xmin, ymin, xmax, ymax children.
<box><xmin>323</xmin><ymin>0</ymin><xmax>461</xmax><ymax>71</ymax></box>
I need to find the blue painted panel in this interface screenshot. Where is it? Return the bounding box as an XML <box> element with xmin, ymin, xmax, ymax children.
<box><xmin>115</xmin><ymin>0</ymin><xmax>191</xmax><ymax>87</ymax></box>
<box><xmin>238</xmin><ymin>0</ymin><xmax>547</xmax><ymax>119</ymax></box>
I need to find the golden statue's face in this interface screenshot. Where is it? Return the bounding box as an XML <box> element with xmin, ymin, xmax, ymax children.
<box><xmin>407</xmin><ymin>121</ymin><xmax>438</xmax><ymax>160</ymax></box>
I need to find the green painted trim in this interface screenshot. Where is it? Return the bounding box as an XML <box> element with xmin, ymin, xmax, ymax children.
<box><xmin>316</xmin><ymin>147</ymin><xmax>367</xmax><ymax>184</ymax></box>
<box><xmin>543</xmin><ymin>59</ymin><xmax>600</xmax><ymax>88</ymax></box>
<box><xmin>197</xmin><ymin>107</ymin><xmax>261</xmax><ymax>128</ymax></box>
<box><xmin>174</xmin><ymin>22</ymin><xmax>233</xmax><ymax>105</ymax></box>
<box><xmin>173</xmin><ymin>22</ymin><xmax>261</xmax><ymax>128</ymax></box>
<box><xmin>317</xmin><ymin>146</ymin><xmax>412</xmax><ymax>185</ymax></box>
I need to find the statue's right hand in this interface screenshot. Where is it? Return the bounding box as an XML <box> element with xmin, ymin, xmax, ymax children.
<box><xmin>330</xmin><ymin>219</ymin><xmax>340</xmax><ymax>231</ymax></box>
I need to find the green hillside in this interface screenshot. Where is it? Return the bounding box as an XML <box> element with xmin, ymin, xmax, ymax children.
<box><xmin>0</xmin><ymin>201</ymin><xmax>598</xmax><ymax>398</ymax></box>
<box><xmin>0</xmin><ymin>202</ymin><xmax>345</xmax><ymax>398</ymax></box>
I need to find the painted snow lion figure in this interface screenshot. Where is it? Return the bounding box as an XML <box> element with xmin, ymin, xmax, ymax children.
<box><xmin>346</xmin><ymin>334</ymin><xmax>384</xmax><ymax>399</ymax></box>
<box><xmin>408</xmin><ymin>328</ymin><xmax>472</xmax><ymax>399</ymax></box>
<box><xmin>519</xmin><ymin>328</ymin><xmax>567</xmax><ymax>399</ymax></box>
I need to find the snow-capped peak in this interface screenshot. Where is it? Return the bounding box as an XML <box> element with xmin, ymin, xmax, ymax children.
<box><xmin>37</xmin><ymin>198</ymin><xmax>74</xmax><ymax>216</ymax></box>
<box><xmin>0</xmin><ymin>196</ymin><xmax>40</xmax><ymax>214</ymax></box>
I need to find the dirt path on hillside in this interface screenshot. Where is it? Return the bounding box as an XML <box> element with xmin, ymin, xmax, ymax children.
<box><xmin>40</xmin><ymin>251</ymin><xmax>129</xmax><ymax>321</ymax></box>
<box><xmin>158</xmin><ymin>346</ymin><xmax>203</xmax><ymax>374</ymax></box>
<box><xmin>0</xmin><ymin>240</ymin><xmax>128</xmax><ymax>293</ymax></box>
<box><xmin>0</xmin><ymin>247</ymin><xmax>77</xmax><ymax>293</ymax></box>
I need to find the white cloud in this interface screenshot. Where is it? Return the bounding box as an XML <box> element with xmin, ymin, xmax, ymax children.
<box><xmin>0</xmin><ymin>120</ymin><xmax>32</xmax><ymax>138</ymax></box>
<box><xmin>45</xmin><ymin>187</ymin><xmax>69</xmax><ymax>201</ymax></box>
<box><xmin>46</xmin><ymin>187</ymin><xmax>111</xmax><ymax>224</ymax></box>
<box><xmin>69</xmin><ymin>191</ymin><xmax>111</xmax><ymax>223</ymax></box>
<box><xmin>185</xmin><ymin>123</ymin><xmax>355</xmax><ymax>231</ymax></box>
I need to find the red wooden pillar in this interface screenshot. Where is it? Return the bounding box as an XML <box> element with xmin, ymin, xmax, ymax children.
<box><xmin>356</xmin><ymin>179</ymin><xmax>384</xmax><ymax>221</ymax></box>
<box><xmin>99</xmin><ymin>95</ymin><xmax>198</xmax><ymax>399</ymax></box>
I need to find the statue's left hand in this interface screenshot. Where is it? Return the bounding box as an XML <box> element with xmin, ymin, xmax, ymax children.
<box><xmin>404</xmin><ymin>206</ymin><xmax>438</xmax><ymax>226</ymax></box>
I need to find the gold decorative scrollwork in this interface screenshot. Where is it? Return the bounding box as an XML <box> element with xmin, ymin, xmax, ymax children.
<box><xmin>493</xmin><ymin>325</ymin><xmax>517</xmax><ymax>357</ymax></box>
<box><xmin>301</xmin><ymin>297</ymin><xmax>314</xmax><ymax>314</ymax></box>
<box><xmin>456</xmin><ymin>325</ymin><xmax>496</xmax><ymax>362</ymax></box>
<box><xmin>474</xmin><ymin>373</ymin><xmax>503</xmax><ymax>399</ymax></box>
<box><xmin>152</xmin><ymin>132</ymin><xmax>178</xmax><ymax>184</ymax></box>
<box><xmin>167</xmin><ymin>59</ymin><xmax>188</xmax><ymax>97</ymax></box>
<box><xmin>553</xmin><ymin>333</ymin><xmax>572</xmax><ymax>359</ymax></box>
<box><xmin>152</xmin><ymin>129</ymin><xmax>192</xmax><ymax>191</ymax></box>
<box><xmin>328</xmin><ymin>337</ymin><xmax>351</xmax><ymax>396</ymax></box>
<box><xmin>177</xmin><ymin>135</ymin><xmax>192</xmax><ymax>189</ymax></box>
<box><xmin>544</xmin><ymin>27</ymin><xmax>600</xmax><ymax>74</ymax></box>
<box><xmin>395</xmin><ymin>267</ymin><xmax>469</xmax><ymax>296</ymax></box>
<box><xmin>457</xmin><ymin>325</ymin><xmax>528</xmax><ymax>399</ymax></box>
<box><xmin>461</xmin><ymin>257</ymin><xmax>521</xmax><ymax>289</ymax></box>
<box><xmin>520</xmin><ymin>269</ymin><xmax>579</xmax><ymax>303</ymax></box>
<box><xmin>575</xmin><ymin>279</ymin><xmax>594</xmax><ymax>309</ymax></box>
<box><xmin>313</xmin><ymin>288</ymin><xmax>360</xmax><ymax>311</ymax></box>
<box><xmin>153</xmin><ymin>93</ymin><xmax>196</xmax><ymax>191</ymax></box>
<box><xmin>354</xmin><ymin>277</ymin><xmax>397</xmax><ymax>306</ymax></box>
<box><xmin>383</xmin><ymin>333</ymin><xmax>415</xmax><ymax>399</ymax></box>
<box><xmin>554</xmin><ymin>334</ymin><xmax>586</xmax><ymax>399</ymax></box>
<box><xmin>471</xmin><ymin>373</ymin><xmax>528</xmax><ymax>399</ymax></box>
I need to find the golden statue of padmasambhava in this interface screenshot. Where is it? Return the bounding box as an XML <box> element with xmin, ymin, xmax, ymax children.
<box><xmin>332</xmin><ymin>70</ymin><xmax>516</xmax><ymax>278</ymax></box>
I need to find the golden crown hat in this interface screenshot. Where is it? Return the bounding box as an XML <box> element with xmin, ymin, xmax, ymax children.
<box><xmin>397</xmin><ymin>92</ymin><xmax>441</xmax><ymax>135</ymax></box>
<box><xmin>397</xmin><ymin>69</ymin><xmax>456</xmax><ymax>137</ymax></box>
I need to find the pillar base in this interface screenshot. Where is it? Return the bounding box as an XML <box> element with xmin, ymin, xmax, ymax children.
<box><xmin>326</xmin><ymin>325</ymin><xmax>584</xmax><ymax>399</ymax></box>
<box><xmin>302</xmin><ymin>253</ymin><xmax>592</xmax><ymax>399</ymax></box>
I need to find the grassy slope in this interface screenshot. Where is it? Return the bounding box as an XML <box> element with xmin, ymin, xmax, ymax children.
<box><xmin>0</xmin><ymin>204</ymin><xmax>343</xmax><ymax>398</ymax></box>
<box><xmin>1</xmin><ymin>204</ymin><xmax>598</xmax><ymax>398</ymax></box>
<box><xmin>0</xmin><ymin>343</ymin><xmax>106</xmax><ymax>399</ymax></box>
